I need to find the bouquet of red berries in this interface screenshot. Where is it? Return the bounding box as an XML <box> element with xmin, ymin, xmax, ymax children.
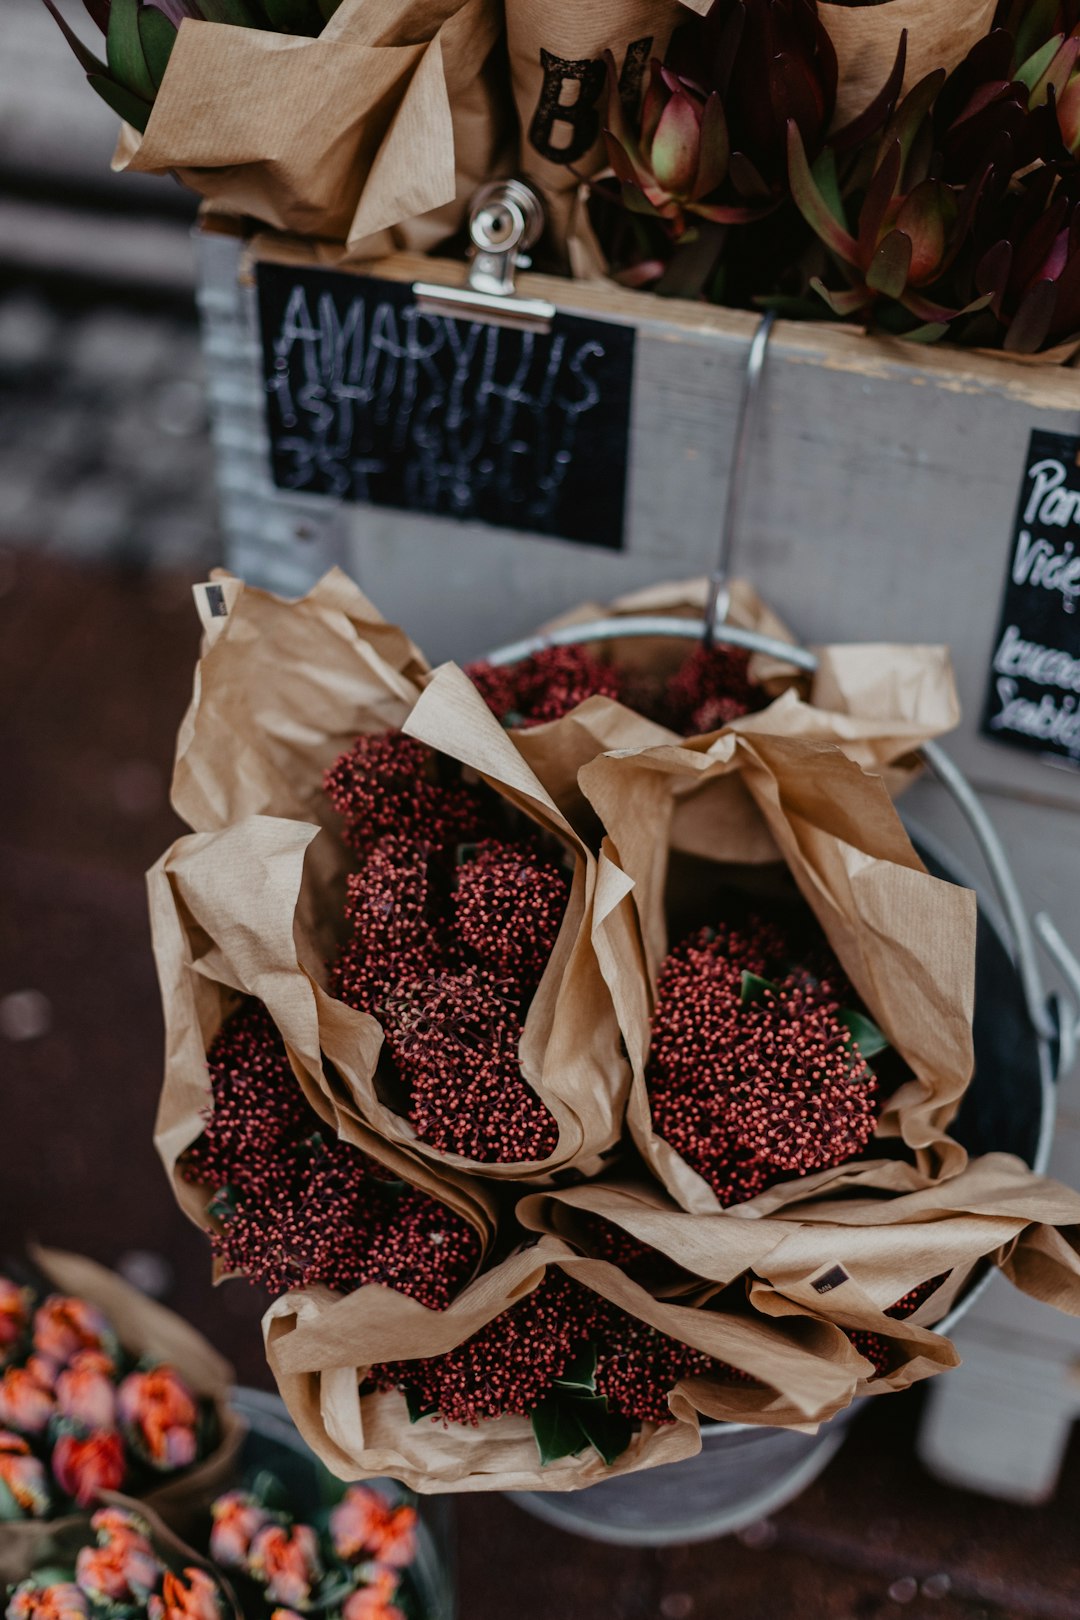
<box><xmin>148</xmin><ymin>571</ymin><xmax>1080</xmax><ymax>1493</ymax></box>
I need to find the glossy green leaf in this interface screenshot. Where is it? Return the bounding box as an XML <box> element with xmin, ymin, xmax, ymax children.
<box><xmin>107</xmin><ymin>0</ymin><xmax>156</xmax><ymax>100</ymax></box>
<box><xmin>553</xmin><ymin>1343</ymin><xmax>598</xmax><ymax>1395</ymax></box>
<box><xmin>691</xmin><ymin>91</ymin><xmax>729</xmax><ymax>202</ymax></box>
<box><xmin>531</xmin><ymin>1397</ymin><xmax>589</xmax><ymax>1466</ymax></box>
<box><xmin>865</xmin><ymin>230</ymin><xmax>912</xmax><ymax>299</ymax></box>
<box><xmin>651</xmin><ymin>91</ymin><xmax>702</xmax><ymax>196</ymax></box>
<box><xmin>39</xmin><ymin>0</ymin><xmax>108</xmax><ymax>76</ymax></box>
<box><xmin>138</xmin><ymin>5</ymin><xmax>177</xmax><ymax>88</ymax></box>
<box><xmin>787</xmin><ymin>121</ymin><xmax>858</xmax><ymax>265</ymax></box>
<box><xmin>571</xmin><ymin>1396</ymin><xmax>635</xmax><ymax>1466</ymax></box>
<box><xmin>740</xmin><ymin>971</ymin><xmax>779</xmax><ymax>1005</ymax></box>
<box><xmin>1015</xmin><ymin>33</ymin><xmax>1066</xmax><ymax>95</ymax></box>
<box><xmin>840</xmin><ymin>1006</ymin><xmax>890</xmax><ymax>1060</ymax></box>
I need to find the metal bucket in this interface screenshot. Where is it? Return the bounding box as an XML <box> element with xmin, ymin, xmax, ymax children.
<box><xmin>484</xmin><ymin>614</ymin><xmax>1079</xmax><ymax>1545</ymax></box>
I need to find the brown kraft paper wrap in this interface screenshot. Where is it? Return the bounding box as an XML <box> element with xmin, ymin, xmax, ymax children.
<box><xmin>507</xmin><ymin>0</ymin><xmax>710</xmax><ymax>256</ymax></box>
<box><xmin>0</xmin><ymin>1248</ymin><xmax>244</xmax><ymax>1571</ymax></box>
<box><xmin>501</xmin><ymin>575</ymin><xmax>959</xmax><ymax>820</ymax></box>
<box><xmin>147</xmin><ymin>819</ymin><xmax>498</xmax><ymax>1257</ymax></box>
<box><xmin>577</xmin><ymin>731</ymin><xmax>976</xmax><ymax>1214</ymax></box>
<box><xmin>820</xmin><ymin>0</ymin><xmax>997</xmax><ymax>128</ymax></box>
<box><xmin>263</xmin><ymin>1236</ymin><xmax>869</xmax><ymax>1493</ymax></box>
<box><xmin>113</xmin><ymin>0</ymin><xmax>507</xmax><ymax>253</ymax></box>
<box><xmin>519</xmin><ymin>1159</ymin><xmax>1080</xmax><ymax>1391</ymax></box>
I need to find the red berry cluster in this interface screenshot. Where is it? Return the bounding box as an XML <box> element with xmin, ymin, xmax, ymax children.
<box><xmin>182</xmin><ymin>1001</ymin><xmax>479</xmax><ymax>1307</ymax></box>
<box><xmin>371</xmin><ymin>1270</ymin><xmax>741</xmax><ymax>1429</ymax></box>
<box><xmin>325</xmin><ymin>732</ymin><xmax>569</xmax><ymax>1164</ymax></box>
<box><xmin>465</xmin><ymin>641</ymin><xmax>767</xmax><ymax>735</ymax></box>
<box><xmin>647</xmin><ymin>920</ymin><xmax>881</xmax><ymax>1207</ymax></box>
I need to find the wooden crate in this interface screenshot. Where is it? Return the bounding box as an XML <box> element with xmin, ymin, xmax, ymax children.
<box><xmin>196</xmin><ymin>218</ymin><xmax>1080</xmax><ymax>1501</ymax></box>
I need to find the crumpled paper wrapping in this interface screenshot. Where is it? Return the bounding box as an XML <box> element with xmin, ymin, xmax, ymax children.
<box><xmin>577</xmin><ymin>729</ymin><xmax>977</xmax><ymax>1213</ymax></box>
<box><xmin>0</xmin><ymin>1248</ymin><xmax>245</xmax><ymax>1574</ymax></box>
<box><xmin>112</xmin><ymin>0</ymin><xmax>509</xmax><ymax>255</ymax></box>
<box><xmin>263</xmin><ymin>1235</ymin><xmax>870</xmax><ymax>1493</ymax></box>
<box><xmin>499</xmin><ymin>575</ymin><xmax>959</xmax><ymax>821</ymax></box>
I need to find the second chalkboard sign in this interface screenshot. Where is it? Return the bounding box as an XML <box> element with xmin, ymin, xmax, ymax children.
<box><xmin>256</xmin><ymin>261</ymin><xmax>635</xmax><ymax>551</ymax></box>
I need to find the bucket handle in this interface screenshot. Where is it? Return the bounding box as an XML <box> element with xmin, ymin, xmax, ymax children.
<box><xmin>484</xmin><ymin>614</ymin><xmax>1080</xmax><ymax>1078</ymax></box>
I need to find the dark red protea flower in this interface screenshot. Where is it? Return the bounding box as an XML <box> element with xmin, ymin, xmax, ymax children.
<box><xmin>465</xmin><ymin>646</ymin><xmax>623</xmax><ymax>730</ymax></box>
<box><xmin>382</xmin><ymin>967</ymin><xmax>558</xmax><ymax>1164</ymax></box>
<box><xmin>647</xmin><ymin>920</ymin><xmax>883</xmax><ymax>1206</ymax></box>
<box><xmin>452</xmin><ymin>839</ymin><xmax>570</xmax><ymax>991</ymax></box>
<box><xmin>181</xmin><ymin>1000</ymin><xmax>479</xmax><ymax>1307</ymax></box>
<box><xmin>661</xmin><ymin>644</ymin><xmax>769</xmax><ymax>734</ymax></box>
<box><xmin>324</xmin><ymin>732</ymin><xmax>486</xmax><ymax>859</ymax></box>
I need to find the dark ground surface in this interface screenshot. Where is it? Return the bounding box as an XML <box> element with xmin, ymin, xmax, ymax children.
<box><xmin>4</xmin><ymin>547</ymin><xmax>1080</xmax><ymax>1620</ymax></box>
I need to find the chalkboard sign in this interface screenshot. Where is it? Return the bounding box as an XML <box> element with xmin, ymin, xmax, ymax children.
<box><xmin>980</xmin><ymin>428</ymin><xmax>1080</xmax><ymax>771</ymax></box>
<box><xmin>256</xmin><ymin>261</ymin><xmax>635</xmax><ymax>550</ymax></box>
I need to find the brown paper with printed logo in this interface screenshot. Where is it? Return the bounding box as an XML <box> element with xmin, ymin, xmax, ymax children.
<box><xmin>262</xmin><ymin>1235</ymin><xmax>869</xmax><ymax>1492</ymax></box>
<box><xmin>576</xmin><ymin>729</ymin><xmax>977</xmax><ymax>1215</ymax></box>
<box><xmin>112</xmin><ymin>0</ymin><xmax>509</xmax><ymax>255</ymax></box>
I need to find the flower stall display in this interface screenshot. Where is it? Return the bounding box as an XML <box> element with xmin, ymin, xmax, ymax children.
<box><xmin>0</xmin><ymin>1253</ymin><xmax>241</xmax><ymax>1556</ymax></box>
<box><xmin>143</xmin><ymin>572</ymin><xmax>1080</xmax><ymax>1494</ymax></box>
<box><xmin>2</xmin><ymin>1507</ymin><xmax>235</xmax><ymax>1620</ymax></box>
<box><xmin>38</xmin><ymin>0</ymin><xmax>1080</xmax><ymax>358</ymax></box>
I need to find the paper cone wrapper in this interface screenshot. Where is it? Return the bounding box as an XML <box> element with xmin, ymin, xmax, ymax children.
<box><xmin>0</xmin><ymin>1248</ymin><xmax>245</xmax><ymax>1570</ymax></box>
<box><xmin>820</xmin><ymin>0</ymin><xmax>996</xmax><ymax>128</ymax></box>
<box><xmin>147</xmin><ymin>823</ymin><xmax>499</xmax><ymax>1254</ymax></box>
<box><xmin>263</xmin><ymin>1235</ymin><xmax>870</xmax><ymax>1492</ymax></box>
<box><xmin>497</xmin><ymin>575</ymin><xmax>959</xmax><ymax>823</ymax></box>
<box><xmin>113</xmin><ymin>0</ymin><xmax>509</xmax><ymax>252</ymax></box>
<box><xmin>577</xmin><ymin>729</ymin><xmax>976</xmax><ymax>1214</ymax></box>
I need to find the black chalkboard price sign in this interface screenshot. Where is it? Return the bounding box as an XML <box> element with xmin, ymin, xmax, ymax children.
<box><xmin>980</xmin><ymin>428</ymin><xmax>1080</xmax><ymax>770</ymax></box>
<box><xmin>255</xmin><ymin>261</ymin><xmax>635</xmax><ymax>551</ymax></box>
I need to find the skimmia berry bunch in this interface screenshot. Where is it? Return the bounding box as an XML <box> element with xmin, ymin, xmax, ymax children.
<box><xmin>370</xmin><ymin>1270</ymin><xmax>749</xmax><ymax>1465</ymax></box>
<box><xmin>646</xmin><ymin>916</ymin><xmax>890</xmax><ymax>1207</ymax></box>
<box><xmin>325</xmin><ymin>730</ymin><xmax>573</xmax><ymax>1164</ymax></box>
<box><xmin>464</xmin><ymin>641</ymin><xmax>767</xmax><ymax>734</ymax></box>
<box><xmin>210</xmin><ymin>1477</ymin><xmax>419</xmax><ymax>1620</ymax></box>
<box><xmin>181</xmin><ymin>999</ymin><xmax>480</xmax><ymax>1304</ymax></box>
<box><xmin>4</xmin><ymin>1508</ymin><xmax>227</xmax><ymax>1620</ymax></box>
<box><xmin>39</xmin><ymin>0</ymin><xmax>343</xmax><ymax>133</ymax></box>
<box><xmin>0</xmin><ymin>1280</ymin><xmax>214</xmax><ymax>1519</ymax></box>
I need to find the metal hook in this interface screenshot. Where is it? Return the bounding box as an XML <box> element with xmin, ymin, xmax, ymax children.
<box><xmin>704</xmin><ymin>309</ymin><xmax>777</xmax><ymax>647</ymax></box>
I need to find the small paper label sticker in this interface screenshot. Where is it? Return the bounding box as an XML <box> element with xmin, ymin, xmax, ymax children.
<box><xmin>980</xmin><ymin>428</ymin><xmax>1080</xmax><ymax>771</ymax></box>
<box><xmin>203</xmin><ymin>584</ymin><xmax>229</xmax><ymax>619</ymax></box>
<box><xmin>811</xmin><ymin>1265</ymin><xmax>850</xmax><ymax>1295</ymax></box>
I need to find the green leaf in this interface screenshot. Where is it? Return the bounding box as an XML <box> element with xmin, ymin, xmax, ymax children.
<box><xmin>740</xmin><ymin>971</ymin><xmax>779</xmax><ymax>1005</ymax></box>
<box><xmin>38</xmin><ymin>0</ymin><xmax>108</xmax><ymax>76</ymax></box>
<box><xmin>553</xmin><ymin>1343</ymin><xmax>598</xmax><ymax>1395</ymax></box>
<box><xmin>865</xmin><ymin>230</ymin><xmax>912</xmax><ymax>300</ymax></box>
<box><xmin>87</xmin><ymin>72</ymin><xmax>152</xmax><ymax>131</ymax></box>
<box><xmin>249</xmin><ymin>1469</ymin><xmax>290</xmax><ymax>1511</ymax></box>
<box><xmin>571</xmin><ymin>1396</ymin><xmax>635</xmax><ymax>1466</ymax></box>
<box><xmin>0</xmin><ymin>1476</ymin><xmax>25</xmax><ymax>1522</ymax></box>
<box><xmin>787</xmin><ymin>120</ymin><xmax>859</xmax><ymax>266</ymax></box>
<box><xmin>107</xmin><ymin>0</ymin><xmax>156</xmax><ymax>101</ymax></box>
<box><xmin>530</xmin><ymin>1396</ymin><xmax>589</xmax><ymax>1466</ymax></box>
<box><xmin>809</xmin><ymin>278</ymin><xmax>870</xmax><ymax>318</ymax></box>
<box><xmin>840</xmin><ymin>1007</ymin><xmax>890</xmax><ymax>1060</ymax></box>
<box><xmin>137</xmin><ymin>5</ymin><xmax>177</xmax><ymax>89</ymax></box>
<box><xmin>405</xmin><ymin>1386</ymin><xmax>438</xmax><ymax>1425</ymax></box>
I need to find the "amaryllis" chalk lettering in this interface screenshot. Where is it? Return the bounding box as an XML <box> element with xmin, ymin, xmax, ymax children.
<box><xmin>981</xmin><ymin>429</ymin><xmax>1080</xmax><ymax>770</ymax></box>
<box><xmin>256</xmin><ymin>262</ymin><xmax>634</xmax><ymax>550</ymax></box>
